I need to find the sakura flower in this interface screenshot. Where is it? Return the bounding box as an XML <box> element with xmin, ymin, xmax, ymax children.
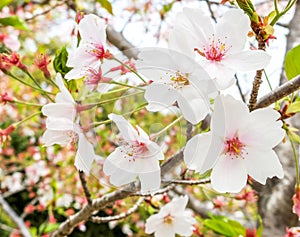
<box><xmin>103</xmin><ymin>113</ymin><xmax>164</xmax><ymax>194</ymax></box>
<box><xmin>65</xmin><ymin>14</ymin><xmax>110</xmax><ymax>80</ymax></box>
<box><xmin>145</xmin><ymin>195</ymin><xmax>196</xmax><ymax>237</ymax></box>
<box><xmin>0</xmin><ymin>33</ymin><xmax>20</xmax><ymax>51</ymax></box>
<box><xmin>41</xmin><ymin>73</ymin><xmax>96</xmax><ymax>174</ymax></box>
<box><xmin>169</xmin><ymin>8</ymin><xmax>271</xmax><ymax>90</ymax></box>
<box><xmin>184</xmin><ymin>95</ymin><xmax>284</xmax><ymax>193</ymax></box>
<box><xmin>137</xmin><ymin>48</ymin><xmax>217</xmax><ymax>124</ymax></box>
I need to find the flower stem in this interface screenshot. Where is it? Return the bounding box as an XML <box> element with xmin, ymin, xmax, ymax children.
<box><xmin>110</xmin><ymin>81</ymin><xmax>145</xmax><ymax>91</ymax></box>
<box><xmin>14</xmin><ymin>111</ymin><xmax>42</xmax><ymax>128</ymax></box>
<box><xmin>111</xmin><ymin>57</ymin><xmax>147</xmax><ymax>84</ymax></box>
<box><xmin>288</xmin><ymin>134</ymin><xmax>300</xmax><ymax>186</ymax></box>
<box><xmin>151</xmin><ymin>115</ymin><xmax>183</xmax><ymax>139</ymax></box>
<box><xmin>11</xmin><ymin>99</ymin><xmax>43</xmax><ymax>107</ymax></box>
<box><xmin>24</xmin><ymin>71</ymin><xmax>55</xmax><ymax>102</ymax></box>
<box><xmin>263</xmin><ymin>69</ymin><xmax>273</xmax><ymax>91</ymax></box>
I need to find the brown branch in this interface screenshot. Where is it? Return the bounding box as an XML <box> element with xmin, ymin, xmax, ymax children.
<box><xmin>106</xmin><ymin>26</ymin><xmax>139</xmax><ymax>59</ymax></box>
<box><xmin>90</xmin><ymin>197</ymin><xmax>144</xmax><ymax>223</ymax></box>
<box><xmin>248</xmin><ymin>36</ymin><xmax>267</xmax><ymax>111</ymax></box>
<box><xmin>0</xmin><ymin>194</ymin><xmax>32</xmax><ymax>237</ymax></box>
<box><xmin>255</xmin><ymin>75</ymin><xmax>300</xmax><ymax>109</ymax></box>
<box><xmin>78</xmin><ymin>171</ymin><xmax>92</xmax><ymax>206</ymax></box>
<box><xmin>162</xmin><ymin>178</ymin><xmax>211</xmax><ymax>185</ymax></box>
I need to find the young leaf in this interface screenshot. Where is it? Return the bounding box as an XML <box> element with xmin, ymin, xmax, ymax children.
<box><xmin>287</xmin><ymin>101</ymin><xmax>300</xmax><ymax>114</ymax></box>
<box><xmin>284</xmin><ymin>44</ymin><xmax>300</xmax><ymax>80</ymax></box>
<box><xmin>0</xmin><ymin>0</ymin><xmax>13</xmax><ymax>10</ymax></box>
<box><xmin>96</xmin><ymin>0</ymin><xmax>113</xmax><ymax>15</ymax></box>
<box><xmin>53</xmin><ymin>46</ymin><xmax>72</xmax><ymax>77</ymax></box>
<box><xmin>0</xmin><ymin>16</ymin><xmax>27</xmax><ymax>30</ymax></box>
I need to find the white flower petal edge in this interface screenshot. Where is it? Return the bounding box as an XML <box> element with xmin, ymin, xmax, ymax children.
<box><xmin>169</xmin><ymin>8</ymin><xmax>271</xmax><ymax>90</ymax></box>
<box><xmin>41</xmin><ymin>73</ymin><xmax>96</xmax><ymax>174</ymax></box>
<box><xmin>184</xmin><ymin>95</ymin><xmax>284</xmax><ymax>193</ymax></box>
<box><xmin>103</xmin><ymin>113</ymin><xmax>164</xmax><ymax>194</ymax></box>
<box><xmin>138</xmin><ymin>48</ymin><xmax>217</xmax><ymax>124</ymax></box>
<box><xmin>145</xmin><ymin>195</ymin><xmax>196</xmax><ymax>237</ymax></box>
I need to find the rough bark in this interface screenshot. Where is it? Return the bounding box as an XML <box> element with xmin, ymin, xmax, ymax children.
<box><xmin>255</xmin><ymin>2</ymin><xmax>300</xmax><ymax>233</ymax></box>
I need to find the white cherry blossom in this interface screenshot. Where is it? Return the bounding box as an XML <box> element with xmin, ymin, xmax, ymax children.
<box><xmin>137</xmin><ymin>48</ymin><xmax>217</xmax><ymax>124</ymax></box>
<box><xmin>41</xmin><ymin>73</ymin><xmax>96</xmax><ymax>174</ymax></box>
<box><xmin>103</xmin><ymin>113</ymin><xmax>164</xmax><ymax>194</ymax></box>
<box><xmin>65</xmin><ymin>14</ymin><xmax>108</xmax><ymax>80</ymax></box>
<box><xmin>184</xmin><ymin>95</ymin><xmax>285</xmax><ymax>193</ymax></box>
<box><xmin>169</xmin><ymin>8</ymin><xmax>271</xmax><ymax>90</ymax></box>
<box><xmin>145</xmin><ymin>195</ymin><xmax>196</xmax><ymax>237</ymax></box>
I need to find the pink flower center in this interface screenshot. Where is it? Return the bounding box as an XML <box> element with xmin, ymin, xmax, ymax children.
<box><xmin>121</xmin><ymin>141</ymin><xmax>148</xmax><ymax>162</ymax></box>
<box><xmin>89</xmin><ymin>43</ymin><xmax>105</xmax><ymax>60</ymax></box>
<box><xmin>165</xmin><ymin>71</ymin><xmax>189</xmax><ymax>89</ymax></box>
<box><xmin>195</xmin><ymin>35</ymin><xmax>231</xmax><ymax>62</ymax></box>
<box><xmin>224</xmin><ymin>136</ymin><xmax>246</xmax><ymax>159</ymax></box>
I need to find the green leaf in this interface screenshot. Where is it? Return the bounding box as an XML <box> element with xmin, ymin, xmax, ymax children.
<box><xmin>284</xmin><ymin>44</ymin><xmax>300</xmax><ymax>80</ymax></box>
<box><xmin>39</xmin><ymin>223</ymin><xmax>60</xmax><ymax>233</ymax></box>
<box><xmin>204</xmin><ymin>216</ymin><xmax>246</xmax><ymax>237</ymax></box>
<box><xmin>288</xmin><ymin>130</ymin><xmax>300</xmax><ymax>144</ymax></box>
<box><xmin>287</xmin><ymin>101</ymin><xmax>300</xmax><ymax>114</ymax></box>
<box><xmin>53</xmin><ymin>46</ymin><xmax>72</xmax><ymax>77</ymax></box>
<box><xmin>96</xmin><ymin>0</ymin><xmax>113</xmax><ymax>15</ymax></box>
<box><xmin>0</xmin><ymin>16</ymin><xmax>27</xmax><ymax>30</ymax></box>
<box><xmin>0</xmin><ymin>0</ymin><xmax>13</xmax><ymax>10</ymax></box>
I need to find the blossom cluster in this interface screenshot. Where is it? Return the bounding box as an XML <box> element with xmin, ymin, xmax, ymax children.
<box><xmin>37</xmin><ymin>7</ymin><xmax>286</xmax><ymax>237</ymax></box>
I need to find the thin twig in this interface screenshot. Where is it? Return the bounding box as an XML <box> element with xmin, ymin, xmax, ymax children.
<box><xmin>205</xmin><ymin>0</ymin><xmax>217</xmax><ymax>22</ymax></box>
<box><xmin>186</xmin><ymin>121</ymin><xmax>193</xmax><ymax>142</ymax></box>
<box><xmin>0</xmin><ymin>194</ymin><xmax>32</xmax><ymax>237</ymax></box>
<box><xmin>162</xmin><ymin>178</ymin><xmax>211</xmax><ymax>185</ymax></box>
<box><xmin>255</xmin><ymin>75</ymin><xmax>300</xmax><ymax>109</ymax></box>
<box><xmin>235</xmin><ymin>74</ymin><xmax>246</xmax><ymax>103</ymax></box>
<box><xmin>90</xmin><ymin>197</ymin><xmax>144</xmax><ymax>223</ymax></box>
<box><xmin>78</xmin><ymin>171</ymin><xmax>92</xmax><ymax>206</ymax></box>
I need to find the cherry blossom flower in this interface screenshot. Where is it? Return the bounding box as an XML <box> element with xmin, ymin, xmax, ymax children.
<box><xmin>103</xmin><ymin>113</ymin><xmax>164</xmax><ymax>194</ymax></box>
<box><xmin>65</xmin><ymin>14</ymin><xmax>111</xmax><ymax>80</ymax></box>
<box><xmin>34</xmin><ymin>53</ymin><xmax>51</xmax><ymax>79</ymax></box>
<box><xmin>0</xmin><ymin>33</ymin><xmax>20</xmax><ymax>51</ymax></box>
<box><xmin>41</xmin><ymin>73</ymin><xmax>96</xmax><ymax>174</ymax></box>
<box><xmin>169</xmin><ymin>8</ymin><xmax>271</xmax><ymax>90</ymax></box>
<box><xmin>2</xmin><ymin>52</ymin><xmax>27</xmax><ymax>71</ymax></box>
<box><xmin>137</xmin><ymin>48</ymin><xmax>217</xmax><ymax>124</ymax></box>
<box><xmin>145</xmin><ymin>195</ymin><xmax>196</xmax><ymax>237</ymax></box>
<box><xmin>184</xmin><ymin>95</ymin><xmax>284</xmax><ymax>193</ymax></box>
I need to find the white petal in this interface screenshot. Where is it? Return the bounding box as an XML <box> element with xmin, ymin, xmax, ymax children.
<box><xmin>139</xmin><ymin>170</ymin><xmax>161</xmax><ymax>194</ymax></box>
<box><xmin>173</xmin><ymin>216</ymin><xmax>195</xmax><ymax>236</ymax></box>
<box><xmin>42</xmin><ymin>103</ymin><xmax>76</xmax><ymax>120</ymax></box>
<box><xmin>55</xmin><ymin>73</ymin><xmax>75</xmax><ymax>103</ymax></box>
<box><xmin>145</xmin><ymin>215</ymin><xmax>163</xmax><ymax>234</ymax></box>
<box><xmin>78</xmin><ymin>14</ymin><xmax>107</xmax><ymax>43</ymax></box>
<box><xmin>211</xmin><ymin>155</ymin><xmax>247</xmax><ymax>193</ymax></box>
<box><xmin>144</xmin><ymin>83</ymin><xmax>179</xmax><ymax>112</ymax></box>
<box><xmin>65</xmin><ymin>67</ymin><xmax>87</xmax><ymax>80</ymax></box>
<box><xmin>153</xmin><ymin>224</ymin><xmax>176</xmax><ymax>237</ymax></box>
<box><xmin>177</xmin><ymin>86</ymin><xmax>210</xmax><ymax>124</ymax></box>
<box><xmin>41</xmin><ymin>130</ymin><xmax>71</xmax><ymax>146</ymax></box>
<box><xmin>108</xmin><ymin>113</ymin><xmax>139</xmax><ymax>141</ymax></box>
<box><xmin>240</xmin><ymin>108</ymin><xmax>284</xmax><ymax>148</ymax></box>
<box><xmin>213</xmin><ymin>95</ymin><xmax>249</xmax><ymax>135</ymax></box>
<box><xmin>109</xmin><ymin>170</ymin><xmax>137</xmax><ymax>187</ymax></box>
<box><xmin>45</xmin><ymin>117</ymin><xmax>74</xmax><ymax>131</ymax></box>
<box><xmin>216</xmin><ymin>9</ymin><xmax>249</xmax><ymax>53</ymax></box>
<box><xmin>201</xmin><ymin>61</ymin><xmax>235</xmax><ymax>90</ymax></box>
<box><xmin>74</xmin><ymin>134</ymin><xmax>95</xmax><ymax>174</ymax></box>
<box><xmin>67</xmin><ymin>43</ymin><xmax>99</xmax><ymax>68</ymax></box>
<box><xmin>168</xmin><ymin>196</ymin><xmax>189</xmax><ymax>214</ymax></box>
<box><xmin>244</xmin><ymin>148</ymin><xmax>284</xmax><ymax>184</ymax></box>
<box><xmin>184</xmin><ymin>132</ymin><xmax>212</xmax><ymax>172</ymax></box>
<box><xmin>223</xmin><ymin>50</ymin><xmax>271</xmax><ymax>71</ymax></box>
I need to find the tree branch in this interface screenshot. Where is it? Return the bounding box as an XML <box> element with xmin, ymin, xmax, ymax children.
<box><xmin>255</xmin><ymin>75</ymin><xmax>300</xmax><ymax>109</ymax></box>
<box><xmin>0</xmin><ymin>194</ymin><xmax>32</xmax><ymax>237</ymax></box>
<box><xmin>78</xmin><ymin>171</ymin><xmax>92</xmax><ymax>206</ymax></box>
<box><xmin>90</xmin><ymin>197</ymin><xmax>144</xmax><ymax>223</ymax></box>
